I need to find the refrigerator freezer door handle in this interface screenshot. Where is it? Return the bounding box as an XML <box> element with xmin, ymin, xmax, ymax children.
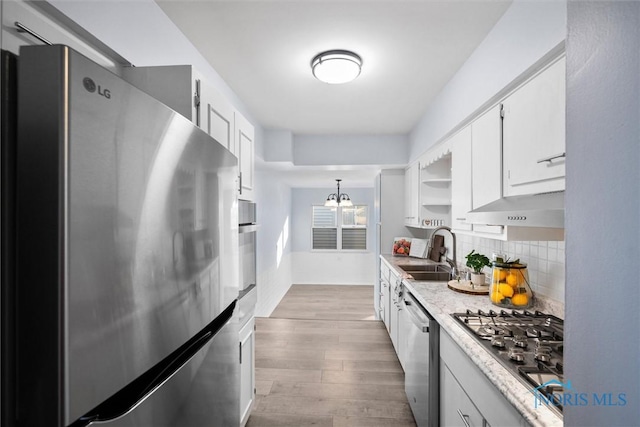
<box><xmin>69</xmin><ymin>300</ymin><xmax>237</xmax><ymax>427</ymax></box>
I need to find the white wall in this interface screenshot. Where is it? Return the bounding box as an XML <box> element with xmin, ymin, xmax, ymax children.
<box><xmin>254</xmin><ymin>170</ymin><xmax>293</xmax><ymax>317</ymax></box>
<box><xmin>291</xmin><ymin>187</ymin><xmax>376</xmax><ymax>285</ymax></box>
<box><xmin>565</xmin><ymin>2</ymin><xmax>639</xmax><ymax>425</ymax></box>
<box><xmin>409</xmin><ymin>0</ymin><xmax>566</xmax><ymax>160</ymax></box>
<box><xmin>293</xmin><ymin>134</ymin><xmax>408</xmax><ymax>166</ymax></box>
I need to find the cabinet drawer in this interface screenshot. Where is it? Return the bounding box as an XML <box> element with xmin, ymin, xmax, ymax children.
<box><xmin>441</xmin><ymin>363</ymin><xmax>484</xmax><ymax>427</ymax></box>
<box><xmin>440</xmin><ymin>331</ymin><xmax>526</xmax><ymax>427</ymax></box>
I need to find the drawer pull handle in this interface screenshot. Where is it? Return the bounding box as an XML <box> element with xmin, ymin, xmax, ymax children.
<box><xmin>537</xmin><ymin>152</ymin><xmax>566</xmax><ymax>164</ymax></box>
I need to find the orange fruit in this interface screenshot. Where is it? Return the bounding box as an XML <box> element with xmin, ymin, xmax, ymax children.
<box><xmin>506</xmin><ymin>273</ymin><xmax>519</xmax><ymax>287</ymax></box>
<box><xmin>490</xmin><ymin>291</ymin><xmax>504</xmax><ymax>304</ymax></box>
<box><xmin>498</xmin><ymin>283</ymin><xmax>514</xmax><ymax>298</ymax></box>
<box><xmin>492</xmin><ymin>269</ymin><xmax>507</xmax><ymax>283</ymax></box>
<box><xmin>512</xmin><ymin>293</ymin><xmax>529</xmax><ymax>306</ymax></box>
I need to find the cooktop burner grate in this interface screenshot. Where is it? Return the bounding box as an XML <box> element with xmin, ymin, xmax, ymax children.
<box><xmin>452</xmin><ymin>309</ymin><xmax>564</xmax><ymax>416</ymax></box>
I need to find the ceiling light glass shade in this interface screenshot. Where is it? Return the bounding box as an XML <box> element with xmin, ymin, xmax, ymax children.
<box><xmin>324</xmin><ymin>194</ymin><xmax>339</xmax><ymax>207</ymax></box>
<box><xmin>311</xmin><ymin>50</ymin><xmax>362</xmax><ymax>84</ymax></box>
<box><xmin>339</xmin><ymin>194</ymin><xmax>353</xmax><ymax>207</ymax></box>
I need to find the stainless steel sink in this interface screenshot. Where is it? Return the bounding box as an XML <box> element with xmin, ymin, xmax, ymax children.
<box><xmin>396</xmin><ymin>264</ymin><xmax>452</xmax><ymax>281</ymax></box>
<box><xmin>396</xmin><ymin>264</ymin><xmax>440</xmax><ymax>272</ymax></box>
<box><xmin>403</xmin><ymin>271</ymin><xmax>451</xmax><ymax>282</ymax></box>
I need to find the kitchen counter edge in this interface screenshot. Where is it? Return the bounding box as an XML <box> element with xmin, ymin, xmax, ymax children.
<box><xmin>381</xmin><ymin>254</ymin><xmax>563</xmax><ymax>427</ymax></box>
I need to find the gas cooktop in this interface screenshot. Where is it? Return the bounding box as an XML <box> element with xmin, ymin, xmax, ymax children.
<box><xmin>451</xmin><ymin>309</ymin><xmax>564</xmax><ymax>416</ymax></box>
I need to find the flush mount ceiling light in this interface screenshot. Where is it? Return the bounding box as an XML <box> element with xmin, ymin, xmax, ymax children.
<box><xmin>311</xmin><ymin>50</ymin><xmax>362</xmax><ymax>84</ymax></box>
<box><xmin>324</xmin><ymin>179</ymin><xmax>353</xmax><ymax>207</ymax></box>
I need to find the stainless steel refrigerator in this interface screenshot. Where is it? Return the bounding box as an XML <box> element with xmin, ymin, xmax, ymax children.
<box><xmin>9</xmin><ymin>44</ymin><xmax>240</xmax><ymax>426</ymax></box>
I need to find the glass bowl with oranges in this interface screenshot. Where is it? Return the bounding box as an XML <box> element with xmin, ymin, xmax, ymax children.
<box><xmin>489</xmin><ymin>260</ymin><xmax>533</xmax><ymax>309</ymax></box>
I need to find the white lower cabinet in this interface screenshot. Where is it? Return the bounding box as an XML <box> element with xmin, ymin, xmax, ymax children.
<box><xmin>239</xmin><ymin>317</ymin><xmax>255</xmax><ymax>427</ymax></box>
<box><xmin>397</xmin><ymin>293</ymin><xmax>408</xmax><ymax>371</ymax></box>
<box><xmin>380</xmin><ymin>275</ymin><xmax>391</xmax><ymax>334</ymax></box>
<box><xmin>440</xmin><ymin>331</ymin><xmax>527</xmax><ymax>427</ymax></box>
<box><xmin>389</xmin><ymin>270</ymin><xmax>402</xmax><ymax>354</ymax></box>
<box><xmin>441</xmin><ymin>363</ymin><xmax>484</xmax><ymax>427</ymax></box>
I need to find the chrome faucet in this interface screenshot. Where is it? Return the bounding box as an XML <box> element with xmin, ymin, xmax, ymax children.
<box><xmin>430</xmin><ymin>226</ymin><xmax>457</xmax><ymax>279</ymax></box>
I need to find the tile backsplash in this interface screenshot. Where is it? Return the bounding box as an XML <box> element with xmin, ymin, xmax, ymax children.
<box><xmin>455</xmin><ymin>234</ymin><xmax>565</xmax><ymax>304</ymax></box>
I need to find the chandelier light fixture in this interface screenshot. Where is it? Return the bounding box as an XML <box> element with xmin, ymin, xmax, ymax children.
<box><xmin>311</xmin><ymin>50</ymin><xmax>362</xmax><ymax>84</ymax></box>
<box><xmin>324</xmin><ymin>179</ymin><xmax>353</xmax><ymax>207</ymax></box>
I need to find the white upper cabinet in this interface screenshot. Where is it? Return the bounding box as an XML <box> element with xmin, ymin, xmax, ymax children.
<box><xmin>235</xmin><ymin>111</ymin><xmax>255</xmax><ymax>201</ymax></box>
<box><xmin>471</xmin><ymin>104</ymin><xmax>504</xmax><ymax>235</ymax></box>
<box><xmin>122</xmin><ymin>65</ymin><xmax>202</xmax><ymax>126</ymax></box>
<box><xmin>502</xmin><ymin>56</ymin><xmax>566</xmax><ymax>196</ymax></box>
<box><xmin>121</xmin><ymin>65</ymin><xmax>256</xmax><ymax>200</ymax></box>
<box><xmin>200</xmin><ymin>81</ymin><xmax>235</xmax><ymax>154</ymax></box>
<box><xmin>404</xmin><ymin>162</ymin><xmax>420</xmax><ymax>227</ymax></box>
<box><xmin>450</xmin><ymin>126</ymin><xmax>472</xmax><ymax>231</ymax></box>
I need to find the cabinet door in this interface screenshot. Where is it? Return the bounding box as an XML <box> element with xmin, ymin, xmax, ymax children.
<box><xmin>440</xmin><ymin>363</ymin><xmax>484</xmax><ymax>427</ymax></box>
<box><xmin>380</xmin><ymin>278</ymin><xmax>390</xmax><ymax>332</ymax></box>
<box><xmin>503</xmin><ymin>57</ymin><xmax>566</xmax><ymax>196</ymax></box>
<box><xmin>404</xmin><ymin>162</ymin><xmax>420</xmax><ymax>226</ymax></box>
<box><xmin>389</xmin><ymin>273</ymin><xmax>401</xmax><ymax>351</ymax></box>
<box><xmin>121</xmin><ymin>65</ymin><xmax>198</xmax><ymax>124</ymax></box>
<box><xmin>471</xmin><ymin>105</ymin><xmax>504</xmax><ymax>235</ymax></box>
<box><xmin>235</xmin><ymin>111</ymin><xmax>255</xmax><ymax>200</ymax></box>
<box><xmin>380</xmin><ymin>260</ymin><xmax>391</xmax><ymax>331</ymax></box>
<box><xmin>239</xmin><ymin>318</ymin><xmax>255</xmax><ymax>427</ymax></box>
<box><xmin>201</xmin><ymin>81</ymin><xmax>234</xmax><ymax>152</ymax></box>
<box><xmin>451</xmin><ymin>126</ymin><xmax>472</xmax><ymax>231</ymax></box>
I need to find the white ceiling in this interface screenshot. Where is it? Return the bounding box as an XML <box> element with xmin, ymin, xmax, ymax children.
<box><xmin>155</xmin><ymin>0</ymin><xmax>512</xmax><ymax>137</ymax></box>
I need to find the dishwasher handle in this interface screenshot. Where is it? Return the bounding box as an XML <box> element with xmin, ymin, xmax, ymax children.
<box><xmin>403</xmin><ymin>299</ymin><xmax>430</xmax><ymax>333</ymax></box>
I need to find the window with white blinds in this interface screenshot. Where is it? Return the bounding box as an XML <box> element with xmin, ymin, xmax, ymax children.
<box><xmin>312</xmin><ymin>205</ymin><xmax>367</xmax><ymax>250</ymax></box>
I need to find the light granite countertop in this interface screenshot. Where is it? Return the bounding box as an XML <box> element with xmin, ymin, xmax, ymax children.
<box><xmin>381</xmin><ymin>255</ymin><xmax>563</xmax><ymax>427</ymax></box>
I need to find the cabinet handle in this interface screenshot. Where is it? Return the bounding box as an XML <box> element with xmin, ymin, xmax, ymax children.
<box><xmin>537</xmin><ymin>152</ymin><xmax>566</xmax><ymax>164</ymax></box>
<box><xmin>456</xmin><ymin>217</ymin><xmax>466</xmax><ymax>221</ymax></box>
<box><xmin>457</xmin><ymin>409</ymin><xmax>472</xmax><ymax>427</ymax></box>
<box><xmin>15</xmin><ymin>21</ymin><xmax>52</xmax><ymax>45</ymax></box>
<box><xmin>193</xmin><ymin>79</ymin><xmax>201</xmax><ymax>127</ymax></box>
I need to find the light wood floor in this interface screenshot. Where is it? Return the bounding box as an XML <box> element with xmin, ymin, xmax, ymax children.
<box><xmin>247</xmin><ymin>285</ymin><xmax>417</xmax><ymax>427</ymax></box>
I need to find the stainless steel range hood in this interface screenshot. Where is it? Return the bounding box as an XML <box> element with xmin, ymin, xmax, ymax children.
<box><xmin>467</xmin><ymin>191</ymin><xmax>564</xmax><ymax>228</ymax></box>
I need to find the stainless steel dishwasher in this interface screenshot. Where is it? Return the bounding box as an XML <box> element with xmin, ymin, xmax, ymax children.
<box><xmin>403</xmin><ymin>290</ymin><xmax>439</xmax><ymax>427</ymax></box>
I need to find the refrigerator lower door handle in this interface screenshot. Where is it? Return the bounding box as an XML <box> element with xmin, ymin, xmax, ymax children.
<box><xmin>69</xmin><ymin>300</ymin><xmax>237</xmax><ymax>427</ymax></box>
